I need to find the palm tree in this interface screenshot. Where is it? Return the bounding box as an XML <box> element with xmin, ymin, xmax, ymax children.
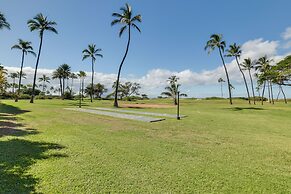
<box><xmin>241</xmin><ymin>58</ymin><xmax>256</xmax><ymax>104</ymax></box>
<box><xmin>0</xmin><ymin>12</ymin><xmax>10</xmax><ymax>30</ymax></box>
<box><xmin>11</xmin><ymin>39</ymin><xmax>36</xmax><ymax>102</ymax></box>
<box><xmin>111</xmin><ymin>3</ymin><xmax>142</xmax><ymax>107</ymax></box>
<box><xmin>161</xmin><ymin>76</ymin><xmax>187</xmax><ymax>105</ymax></box>
<box><xmin>38</xmin><ymin>74</ymin><xmax>50</xmax><ymax>93</ymax></box>
<box><xmin>226</xmin><ymin>43</ymin><xmax>251</xmax><ymax>104</ymax></box>
<box><xmin>9</xmin><ymin>72</ymin><xmax>18</xmax><ymax>94</ymax></box>
<box><xmin>70</xmin><ymin>73</ymin><xmax>78</xmax><ymax>93</ymax></box>
<box><xmin>205</xmin><ymin>34</ymin><xmax>232</xmax><ymax>104</ymax></box>
<box><xmin>60</xmin><ymin>64</ymin><xmax>71</xmax><ymax>96</ymax></box>
<box><xmin>218</xmin><ymin>78</ymin><xmax>225</xmax><ymax>98</ymax></box>
<box><xmin>77</xmin><ymin>71</ymin><xmax>86</xmax><ymax>101</ymax></box>
<box><xmin>27</xmin><ymin>13</ymin><xmax>57</xmax><ymax>103</ymax></box>
<box><xmin>82</xmin><ymin>44</ymin><xmax>103</xmax><ymax>103</ymax></box>
<box><xmin>52</xmin><ymin>67</ymin><xmax>63</xmax><ymax>97</ymax></box>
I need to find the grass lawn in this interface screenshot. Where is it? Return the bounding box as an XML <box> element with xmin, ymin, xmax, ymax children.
<box><xmin>0</xmin><ymin>98</ymin><xmax>291</xmax><ymax>193</ymax></box>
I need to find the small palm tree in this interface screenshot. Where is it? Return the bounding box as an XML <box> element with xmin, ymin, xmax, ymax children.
<box><xmin>27</xmin><ymin>13</ymin><xmax>57</xmax><ymax>103</ymax></box>
<box><xmin>218</xmin><ymin>78</ymin><xmax>225</xmax><ymax>98</ymax></box>
<box><xmin>111</xmin><ymin>3</ymin><xmax>142</xmax><ymax>107</ymax></box>
<box><xmin>226</xmin><ymin>43</ymin><xmax>251</xmax><ymax>104</ymax></box>
<box><xmin>82</xmin><ymin>44</ymin><xmax>103</xmax><ymax>103</ymax></box>
<box><xmin>205</xmin><ymin>34</ymin><xmax>232</xmax><ymax>104</ymax></box>
<box><xmin>70</xmin><ymin>73</ymin><xmax>78</xmax><ymax>92</ymax></box>
<box><xmin>9</xmin><ymin>72</ymin><xmax>18</xmax><ymax>94</ymax></box>
<box><xmin>52</xmin><ymin>67</ymin><xmax>63</xmax><ymax>97</ymax></box>
<box><xmin>77</xmin><ymin>71</ymin><xmax>86</xmax><ymax>101</ymax></box>
<box><xmin>11</xmin><ymin>39</ymin><xmax>36</xmax><ymax>102</ymax></box>
<box><xmin>161</xmin><ymin>76</ymin><xmax>187</xmax><ymax>105</ymax></box>
<box><xmin>0</xmin><ymin>12</ymin><xmax>10</xmax><ymax>30</ymax></box>
<box><xmin>241</xmin><ymin>58</ymin><xmax>256</xmax><ymax>104</ymax></box>
<box><xmin>38</xmin><ymin>74</ymin><xmax>50</xmax><ymax>93</ymax></box>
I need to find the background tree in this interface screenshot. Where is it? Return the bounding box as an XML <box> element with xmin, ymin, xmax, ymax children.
<box><xmin>111</xmin><ymin>3</ymin><xmax>142</xmax><ymax>107</ymax></box>
<box><xmin>241</xmin><ymin>58</ymin><xmax>256</xmax><ymax>104</ymax></box>
<box><xmin>9</xmin><ymin>72</ymin><xmax>18</xmax><ymax>95</ymax></box>
<box><xmin>85</xmin><ymin>83</ymin><xmax>107</xmax><ymax>99</ymax></box>
<box><xmin>70</xmin><ymin>73</ymin><xmax>78</xmax><ymax>93</ymax></box>
<box><xmin>226</xmin><ymin>43</ymin><xmax>251</xmax><ymax>104</ymax></box>
<box><xmin>120</xmin><ymin>82</ymin><xmax>141</xmax><ymax>98</ymax></box>
<box><xmin>77</xmin><ymin>71</ymin><xmax>86</xmax><ymax>101</ymax></box>
<box><xmin>218</xmin><ymin>78</ymin><xmax>225</xmax><ymax>98</ymax></box>
<box><xmin>205</xmin><ymin>34</ymin><xmax>232</xmax><ymax>104</ymax></box>
<box><xmin>0</xmin><ymin>12</ymin><xmax>10</xmax><ymax>30</ymax></box>
<box><xmin>52</xmin><ymin>67</ymin><xmax>63</xmax><ymax>97</ymax></box>
<box><xmin>82</xmin><ymin>44</ymin><xmax>103</xmax><ymax>103</ymax></box>
<box><xmin>38</xmin><ymin>74</ymin><xmax>50</xmax><ymax>93</ymax></box>
<box><xmin>0</xmin><ymin>65</ymin><xmax>7</xmax><ymax>94</ymax></box>
<box><xmin>11</xmin><ymin>39</ymin><xmax>36</xmax><ymax>102</ymax></box>
<box><xmin>161</xmin><ymin>76</ymin><xmax>187</xmax><ymax>105</ymax></box>
<box><xmin>27</xmin><ymin>13</ymin><xmax>57</xmax><ymax>103</ymax></box>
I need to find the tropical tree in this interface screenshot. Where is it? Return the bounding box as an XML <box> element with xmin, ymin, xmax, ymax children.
<box><xmin>52</xmin><ymin>64</ymin><xmax>71</xmax><ymax>98</ymax></box>
<box><xmin>77</xmin><ymin>71</ymin><xmax>86</xmax><ymax>101</ymax></box>
<box><xmin>38</xmin><ymin>74</ymin><xmax>50</xmax><ymax>93</ymax></box>
<box><xmin>11</xmin><ymin>39</ymin><xmax>36</xmax><ymax>101</ymax></box>
<box><xmin>120</xmin><ymin>82</ymin><xmax>141</xmax><ymax>98</ymax></box>
<box><xmin>82</xmin><ymin>44</ymin><xmax>103</xmax><ymax>103</ymax></box>
<box><xmin>111</xmin><ymin>3</ymin><xmax>142</xmax><ymax>107</ymax></box>
<box><xmin>241</xmin><ymin>58</ymin><xmax>256</xmax><ymax>104</ymax></box>
<box><xmin>0</xmin><ymin>65</ymin><xmax>7</xmax><ymax>94</ymax></box>
<box><xmin>218</xmin><ymin>77</ymin><xmax>225</xmax><ymax>98</ymax></box>
<box><xmin>85</xmin><ymin>83</ymin><xmax>108</xmax><ymax>99</ymax></box>
<box><xmin>161</xmin><ymin>76</ymin><xmax>187</xmax><ymax>105</ymax></box>
<box><xmin>52</xmin><ymin>67</ymin><xmax>63</xmax><ymax>97</ymax></box>
<box><xmin>70</xmin><ymin>73</ymin><xmax>78</xmax><ymax>93</ymax></box>
<box><xmin>226</xmin><ymin>43</ymin><xmax>251</xmax><ymax>104</ymax></box>
<box><xmin>205</xmin><ymin>34</ymin><xmax>232</xmax><ymax>104</ymax></box>
<box><xmin>9</xmin><ymin>72</ymin><xmax>18</xmax><ymax>94</ymax></box>
<box><xmin>0</xmin><ymin>12</ymin><xmax>10</xmax><ymax>30</ymax></box>
<box><xmin>27</xmin><ymin>13</ymin><xmax>57</xmax><ymax>103</ymax></box>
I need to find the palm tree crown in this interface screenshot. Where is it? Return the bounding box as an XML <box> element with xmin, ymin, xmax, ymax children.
<box><xmin>11</xmin><ymin>39</ymin><xmax>36</xmax><ymax>56</ymax></box>
<box><xmin>27</xmin><ymin>13</ymin><xmax>58</xmax><ymax>36</ymax></box>
<box><xmin>0</xmin><ymin>12</ymin><xmax>10</xmax><ymax>30</ymax></box>
<box><xmin>82</xmin><ymin>44</ymin><xmax>103</xmax><ymax>62</ymax></box>
<box><xmin>205</xmin><ymin>34</ymin><xmax>226</xmax><ymax>53</ymax></box>
<box><xmin>225</xmin><ymin>43</ymin><xmax>242</xmax><ymax>58</ymax></box>
<box><xmin>241</xmin><ymin>58</ymin><xmax>255</xmax><ymax>71</ymax></box>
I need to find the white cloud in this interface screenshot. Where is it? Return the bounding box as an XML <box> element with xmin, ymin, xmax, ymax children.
<box><xmin>282</xmin><ymin>27</ymin><xmax>291</xmax><ymax>40</ymax></box>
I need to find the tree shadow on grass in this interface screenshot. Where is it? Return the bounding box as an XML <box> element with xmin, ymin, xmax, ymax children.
<box><xmin>0</xmin><ymin>102</ymin><xmax>67</xmax><ymax>193</ymax></box>
<box><xmin>226</xmin><ymin>107</ymin><xmax>265</xmax><ymax>111</ymax></box>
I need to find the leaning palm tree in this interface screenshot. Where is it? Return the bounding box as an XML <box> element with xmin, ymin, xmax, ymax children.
<box><xmin>11</xmin><ymin>39</ymin><xmax>36</xmax><ymax>102</ymax></box>
<box><xmin>226</xmin><ymin>43</ymin><xmax>251</xmax><ymax>104</ymax></box>
<box><xmin>161</xmin><ymin>76</ymin><xmax>187</xmax><ymax>105</ymax></box>
<box><xmin>82</xmin><ymin>44</ymin><xmax>103</xmax><ymax>103</ymax></box>
<box><xmin>38</xmin><ymin>74</ymin><xmax>50</xmax><ymax>93</ymax></box>
<box><xmin>241</xmin><ymin>58</ymin><xmax>256</xmax><ymax>104</ymax></box>
<box><xmin>9</xmin><ymin>72</ymin><xmax>18</xmax><ymax>94</ymax></box>
<box><xmin>111</xmin><ymin>3</ymin><xmax>142</xmax><ymax>107</ymax></box>
<box><xmin>77</xmin><ymin>71</ymin><xmax>86</xmax><ymax>101</ymax></box>
<box><xmin>0</xmin><ymin>12</ymin><xmax>10</xmax><ymax>30</ymax></box>
<box><xmin>27</xmin><ymin>13</ymin><xmax>57</xmax><ymax>103</ymax></box>
<box><xmin>205</xmin><ymin>34</ymin><xmax>232</xmax><ymax>104</ymax></box>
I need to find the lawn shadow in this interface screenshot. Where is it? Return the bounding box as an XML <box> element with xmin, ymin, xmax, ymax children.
<box><xmin>226</xmin><ymin>107</ymin><xmax>265</xmax><ymax>111</ymax></box>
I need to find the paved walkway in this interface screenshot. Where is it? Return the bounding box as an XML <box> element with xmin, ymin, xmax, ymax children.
<box><xmin>91</xmin><ymin>107</ymin><xmax>185</xmax><ymax>118</ymax></box>
<box><xmin>64</xmin><ymin>108</ymin><xmax>165</xmax><ymax>123</ymax></box>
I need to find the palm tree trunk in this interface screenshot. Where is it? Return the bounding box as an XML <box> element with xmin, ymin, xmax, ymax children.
<box><xmin>12</xmin><ymin>78</ymin><xmax>15</xmax><ymax>94</ymax></box>
<box><xmin>218</xmin><ymin>48</ymin><xmax>232</xmax><ymax>105</ymax></box>
<box><xmin>235</xmin><ymin>57</ymin><xmax>250</xmax><ymax>104</ymax></box>
<box><xmin>220</xmin><ymin>82</ymin><xmax>223</xmax><ymax>98</ymax></box>
<box><xmin>248</xmin><ymin>69</ymin><xmax>256</xmax><ymax>105</ymax></box>
<box><xmin>280</xmin><ymin>85</ymin><xmax>287</xmax><ymax>104</ymax></box>
<box><xmin>261</xmin><ymin>81</ymin><xmax>266</xmax><ymax>105</ymax></box>
<box><xmin>276</xmin><ymin>88</ymin><xmax>281</xmax><ymax>101</ymax></box>
<box><xmin>267</xmin><ymin>81</ymin><xmax>271</xmax><ymax>103</ymax></box>
<box><xmin>59</xmin><ymin>78</ymin><xmax>62</xmax><ymax>97</ymax></box>
<box><xmin>91</xmin><ymin>58</ymin><xmax>94</xmax><ymax>103</ymax></box>
<box><xmin>270</xmin><ymin>81</ymin><xmax>274</xmax><ymax>104</ymax></box>
<box><xmin>114</xmin><ymin>26</ymin><xmax>131</xmax><ymax>107</ymax></box>
<box><xmin>42</xmin><ymin>80</ymin><xmax>45</xmax><ymax>93</ymax></box>
<box><xmin>15</xmin><ymin>51</ymin><xmax>25</xmax><ymax>102</ymax></box>
<box><xmin>30</xmin><ymin>33</ymin><xmax>43</xmax><ymax>103</ymax></box>
<box><xmin>82</xmin><ymin>79</ymin><xmax>84</xmax><ymax>101</ymax></box>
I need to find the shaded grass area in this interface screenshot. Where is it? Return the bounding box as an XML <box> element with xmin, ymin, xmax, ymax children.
<box><xmin>0</xmin><ymin>98</ymin><xmax>291</xmax><ymax>193</ymax></box>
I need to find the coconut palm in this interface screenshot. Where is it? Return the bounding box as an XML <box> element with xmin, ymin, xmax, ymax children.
<box><xmin>218</xmin><ymin>78</ymin><xmax>225</xmax><ymax>98</ymax></box>
<box><xmin>161</xmin><ymin>76</ymin><xmax>187</xmax><ymax>105</ymax></box>
<box><xmin>226</xmin><ymin>43</ymin><xmax>251</xmax><ymax>104</ymax></box>
<box><xmin>9</xmin><ymin>72</ymin><xmax>18</xmax><ymax>94</ymax></box>
<box><xmin>60</xmin><ymin>64</ymin><xmax>71</xmax><ymax>95</ymax></box>
<box><xmin>205</xmin><ymin>34</ymin><xmax>232</xmax><ymax>104</ymax></box>
<box><xmin>241</xmin><ymin>58</ymin><xmax>256</xmax><ymax>104</ymax></box>
<box><xmin>52</xmin><ymin>67</ymin><xmax>63</xmax><ymax>97</ymax></box>
<box><xmin>111</xmin><ymin>3</ymin><xmax>142</xmax><ymax>107</ymax></box>
<box><xmin>11</xmin><ymin>39</ymin><xmax>36</xmax><ymax>102</ymax></box>
<box><xmin>82</xmin><ymin>44</ymin><xmax>103</xmax><ymax>103</ymax></box>
<box><xmin>77</xmin><ymin>71</ymin><xmax>86</xmax><ymax>101</ymax></box>
<box><xmin>38</xmin><ymin>74</ymin><xmax>50</xmax><ymax>93</ymax></box>
<box><xmin>0</xmin><ymin>12</ymin><xmax>10</xmax><ymax>30</ymax></box>
<box><xmin>27</xmin><ymin>13</ymin><xmax>57</xmax><ymax>103</ymax></box>
<box><xmin>70</xmin><ymin>73</ymin><xmax>78</xmax><ymax>92</ymax></box>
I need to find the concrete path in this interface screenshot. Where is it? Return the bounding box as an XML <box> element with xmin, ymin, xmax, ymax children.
<box><xmin>90</xmin><ymin>107</ymin><xmax>186</xmax><ymax>118</ymax></box>
<box><xmin>65</xmin><ymin>108</ymin><xmax>165</xmax><ymax>123</ymax></box>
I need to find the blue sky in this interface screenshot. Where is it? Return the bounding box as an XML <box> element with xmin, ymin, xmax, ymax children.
<box><xmin>0</xmin><ymin>0</ymin><xmax>291</xmax><ymax>97</ymax></box>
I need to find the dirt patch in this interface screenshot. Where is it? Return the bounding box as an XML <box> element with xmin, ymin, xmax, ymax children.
<box><xmin>120</xmin><ymin>104</ymin><xmax>175</xmax><ymax>108</ymax></box>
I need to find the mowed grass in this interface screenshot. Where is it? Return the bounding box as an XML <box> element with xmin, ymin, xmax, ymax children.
<box><xmin>0</xmin><ymin>98</ymin><xmax>291</xmax><ymax>193</ymax></box>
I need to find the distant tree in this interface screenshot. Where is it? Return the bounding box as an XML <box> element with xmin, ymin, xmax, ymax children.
<box><xmin>38</xmin><ymin>74</ymin><xmax>50</xmax><ymax>93</ymax></box>
<box><xmin>70</xmin><ymin>73</ymin><xmax>78</xmax><ymax>93</ymax></box>
<box><xmin>120</xmin><ymin>82</ymin><xmax>141</xmax><ymax>97</ymax></box>
<box><xmin>27</xmin><ymin>13</ymin><xmax>57</xmax><ymax>103</ymax></box>
<box><xmin>52</xmin><ymin>67</ymin><xmax>63</xmax><ymax>97</ymax></box>
<box><xmin>9</xmin><ymin>72</ymin><xmax>18</xmax><ymax>94</ymax></box>
<box><xmin>85</xmin><ymin>83</ymin><xmax>107</xmax><ymax>99</ymax></box>
<box><xmin>205</xmin><ymin>34</ymin><xmax>232</xmax><ymax>104</ymax></box>
<box><xmin>77</xmin><ymin>71</ymin><xmax>86</xmax><ymax>101</ymax></box>
<box><xmin>0</xmin><ymin>65</ymin><xmax>7</xmax><ymax>94</ymax></box>
<box><xmin>218</xmin><ymin>78</ymin><xmax>225</xmax><ymax>98</ymax></box>
<box><xmin>52</xmin><ymin>64</ymin><xmax>71</xmax><ymax>98</ymax></box>
<box><xmin>111</xmin><ymin>3</ymin><xmax>142</xmax><ymax>107</ymax></box>
<box><xmin>241</xmin><ymin>58</ymin><xmax>256</xmax><ymax>104</ymax></box>
<box><xmin>161</xmin><ymin>76</ymin><xmax>187</xmax><ymax>105</ymax></box>
<box><xmin>0</xmin><ymin>12</ymin><xmax>10</xmax><ymax>30</ymax></box>
<box><xmin>82</xmin><ymin>44</ymin><xmax>103</xmax><ymax>103</ymax></box>
<box><xmin>141</xmin><ymin>94</ymin><xmax>149</xmax><ymax>99</ymax></box>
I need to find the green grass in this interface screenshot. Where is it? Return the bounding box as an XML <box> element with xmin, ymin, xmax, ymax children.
<box><xmin>0</xmin><ymin>98</ymin><xmax>291</xmax><ymax>193</ymax></box>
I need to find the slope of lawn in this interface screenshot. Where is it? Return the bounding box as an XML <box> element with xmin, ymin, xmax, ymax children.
<box><xmin>0</xmin><ymin>98</ymin><xmax>290</xmax><ymax>193</ymax></box>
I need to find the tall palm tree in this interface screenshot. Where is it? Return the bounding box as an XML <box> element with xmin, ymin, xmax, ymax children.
<box><xmin>52</xmin><ymin>68</ymin><xmax>63</xmax><ymax>97</ymax></box>
<box><xmin>27</xmin><ymin>13</ymin><xmax>57</xmax><ymax>103</ymax></box>
<box><xmin>111</xmin><ymin>3</ymin><xmax>142</xmax><ymax>107</ymax></box>
<box><xmin>241</xmin><ymin>58</ymin><xmax>256</xmax><ymax>104</ymax></box>
<box><xmin>82</xmin><ymin>44</ymin><xmax>103</xmax><ymax>103</ymax></box>
<box><xmin>9</xmin><ymin>72</ymin><xmax>18</xmax><ymax>94</ymax></box>
<box><xmin>218</xmin><ymin>78</ymin><xmax>225</xmax><ymax>98</ymax></box>
<box><xmin>11</xmin><ymin>39</ymin><xmax>36</xmax><ymax>102</ymax></box>
<box><xmin>226</xmin><ymin>43</ymin><xmax>251</xmax><ymax>104</ymax></box>
<box><xmin>0</xmin><ymin>12</ymin><xmax>10</xmax><ymax>30</ymax></box>
<box><xmin>38</xmin><ymin>74</ymin><xmax>50</xmax><ymax>93</ymax></box>
<box><xmin>205</xmin><ymin>34</ymin><xmax>232</xmax><ymax>104</ymax></box>
<box><xmin>60</xmin><ymin>64</ymin><xmax>71</xmax><ymax>95</ymax></box>
<box><xmin>161</xmin><ymin>76</ymin><xmax>187</xmax><ymax>105</ymax></box>
<box><xmin>77</xmin><ymin>71</ymin><xmax>86</xmax><ymax>101</ymax></box>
